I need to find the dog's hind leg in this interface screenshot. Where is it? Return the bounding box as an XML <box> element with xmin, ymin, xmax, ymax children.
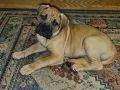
<box><xmin>12</xmin><ymin>42</ymin><xmax>47</xmax><ymax>59</ymax></box>
<box><xmin>69</xmin><ymin>57</ymin><xmax>103</xmax><ymax>71</ymax></box>
<box><xmin>70</xmin><ymin>35</ymin><xmax>116</xmax><ymax>71</ymax></box>
<box><xmin>69</xmin><ymin>36</ymin><xmax>110</xmax><ymax>71</ymax></box>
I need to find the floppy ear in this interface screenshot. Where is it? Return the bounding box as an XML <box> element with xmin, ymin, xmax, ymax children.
<box><xmin>60</xmin><ymin>13</ymin><xmax>69</xmax><ymax>29</ymax></box>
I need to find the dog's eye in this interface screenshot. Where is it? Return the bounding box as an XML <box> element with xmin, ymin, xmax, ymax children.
<box><xmin>52</xmin><ymin>19</ymin><xmax>59</xmax><ymax>26</ymax></box>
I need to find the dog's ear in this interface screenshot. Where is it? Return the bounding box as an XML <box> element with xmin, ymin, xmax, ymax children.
<box><xmin>60</xmin><ymin>13</ymin><xmax>69</xmax><ymax>29</ymax></box>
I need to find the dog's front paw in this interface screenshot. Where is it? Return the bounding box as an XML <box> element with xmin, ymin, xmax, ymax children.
<box><xmin>72</xmin><ymin>64</ymin><xmax>81</xmax><ymax>71</ymax></box>
<box><xmin>20</xmin><ymin>64</ymin><xmax>35</xmax><ymax>75</ymax></box>
<box><xmin>72</xmin><ymin>64</ymin><xmax>86</xmax><ymax>71</ymax></box>
<box><xmin>12</xmin><ymin>51</ymin><xmax>25</xmax><ymax>59</ymax></box>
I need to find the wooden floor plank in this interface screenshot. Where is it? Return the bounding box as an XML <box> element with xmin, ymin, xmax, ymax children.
<box><xmin>0</xmin><ymin>0</ymin><xmax>120</xmax><ymax>10</ymax></box>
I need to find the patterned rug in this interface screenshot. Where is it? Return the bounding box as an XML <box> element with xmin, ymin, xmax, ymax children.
<box><xmin>0</xmin><ymin>10</ymin><xmax>120</xmax><ymax>90</ymax></box>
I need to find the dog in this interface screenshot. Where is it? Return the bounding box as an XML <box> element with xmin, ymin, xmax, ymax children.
<box><xmin>12</xmin><ymin>4</ymin><xmax>117</xmax><ymax>75</ymax></box>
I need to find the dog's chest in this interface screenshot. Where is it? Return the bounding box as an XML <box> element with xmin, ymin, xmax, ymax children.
<box><xmin>36</xmin><ymin>34</ymin><xmax>47</xmax><ymax>46</ymax></box>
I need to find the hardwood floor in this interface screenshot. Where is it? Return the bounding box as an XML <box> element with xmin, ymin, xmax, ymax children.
<box><xmin>0</xmin><ymin>0</ymin><xmax>120</xmax><ymax>10</ymax></box>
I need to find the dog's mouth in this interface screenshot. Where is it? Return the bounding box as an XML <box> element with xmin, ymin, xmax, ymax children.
<box><xmin>35</xmin><ymin>23</ymin><xmax>53</xmax><ymax>39</ymax></box>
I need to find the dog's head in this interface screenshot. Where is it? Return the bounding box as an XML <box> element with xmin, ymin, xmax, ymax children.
<box><xmin>35</xmin><ymin>4</ymin><xmax>69</xmax><ymax>39</ymax></box>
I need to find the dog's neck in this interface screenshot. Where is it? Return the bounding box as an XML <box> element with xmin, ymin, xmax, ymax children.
<box><xmin>36</xmin><ymin>23</ymin><xmax>70</xmax><ymax>47</ymax></box>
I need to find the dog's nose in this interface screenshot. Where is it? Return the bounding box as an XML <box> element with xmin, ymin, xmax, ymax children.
<box><xmin>35</xmin><ymin>23</ymin><xmax>53</xmax><ymax>39</ymax></box>
<box><xmin>40</xmin><ymin>14</ymin><xmax>48</xmax><ymax>20</ymax></box>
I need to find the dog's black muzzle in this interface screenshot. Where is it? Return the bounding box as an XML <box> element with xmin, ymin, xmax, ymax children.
<box><xmin>35</xmin><ymin>23</ymin><xmax>53</xmax><ymax>39</ymax></box>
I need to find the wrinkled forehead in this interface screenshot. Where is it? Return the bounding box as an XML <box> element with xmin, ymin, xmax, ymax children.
<box><xmin>38</xmin><ymin>6</ymin><xmax>61</xmax><ymax>21</ymax></box>
<box><xmin>47</xmin><ymin>7</ymin><xmax>59</xmax><ymax>14</ymax></box>
<box><xmin>39</xmin><ymin>6</ymin><xmax>60</xmax><ymax>16</ymax></box>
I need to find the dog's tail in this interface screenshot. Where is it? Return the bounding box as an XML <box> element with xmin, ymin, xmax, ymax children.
<box><xmin>101</xmin><ymin>47</ymin><xmax>117</xmax><ymax>65</ymax></box>
<box><xmin>116</xmin><ymin>46</ymin><xmax>120</xmax><ymax>59</ymax></box>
